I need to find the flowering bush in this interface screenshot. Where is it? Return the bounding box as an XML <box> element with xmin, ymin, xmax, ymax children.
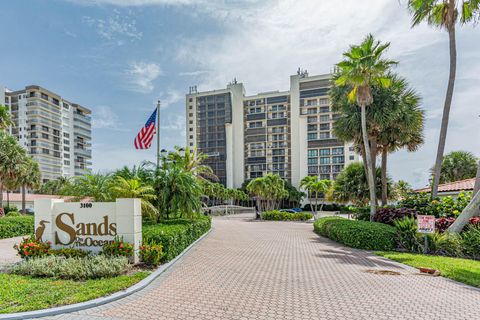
<box><xmin>139</xmin><ymin>243</ymin><xmax>164</xmax><ymax>266</ymax></box>
<box><xmin>400</xmin><ymin>192</ymin><xmax>471</xmax><ymax>218</ymax></box>
<box><xmin>373</xmin><ymin>207</ymin><xmax>418</xmax><ymax>225</ymax></box>
<box><xmin>14</xmin><ymin>237</ymin><xmax>51</xmax><ymax>259</ymax></box>
<box><xmin>102</xmin><ymin>237</ymin><xmax>134</xmax><ymax>257</ymax></box>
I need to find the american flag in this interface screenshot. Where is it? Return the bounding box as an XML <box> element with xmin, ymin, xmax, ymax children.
<box><xmin>134</xmin><ymin>108</ymin><xmax>157</xmax><ymax>149</ymax></box>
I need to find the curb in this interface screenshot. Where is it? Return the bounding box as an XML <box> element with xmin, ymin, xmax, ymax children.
<box><xmin>0</xmin><ymin>228</ymin><xmax>212</xmax><ymax>320</ymax></box>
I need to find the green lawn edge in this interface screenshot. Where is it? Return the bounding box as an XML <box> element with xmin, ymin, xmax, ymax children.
<box><xmin>375</xmin><ymin>251</ymin><xmax>480</xmax><ymax>288</ymax></box>
<box><xmin>0</xmin><ymin>271</ymin><xmax>150</xmax><ymax>314</ymax></box>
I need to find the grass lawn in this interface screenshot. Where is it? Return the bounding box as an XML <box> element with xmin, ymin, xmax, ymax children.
<box><xmin>0</xmin><ymin>271</ymin><xmax>150</xmax><ymax>314</ymax></box>
<box><xmin>376</xmin><ymin>251</ymin><xmax>480</xmax><ymax>288</ymax></box>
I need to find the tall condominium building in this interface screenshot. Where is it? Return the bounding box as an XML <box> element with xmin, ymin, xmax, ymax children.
<box><xmin>186</xmin><ymin>72</ymin><xmax>359</xmax><ymax>189</ymax></box>
<box><xmin>2</xmin><ymin>85</ymin><xmax>92</xmax><ymax>182</ymax></box>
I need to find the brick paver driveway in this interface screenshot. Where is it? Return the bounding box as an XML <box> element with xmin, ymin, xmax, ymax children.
<box><xmin>48</xmin><ymin>214</ymin><xmax>480</xmax><ymax>320</ymax></box>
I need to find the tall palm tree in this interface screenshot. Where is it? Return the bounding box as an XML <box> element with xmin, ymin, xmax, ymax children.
<box><xmin>0</xmin><ymin>132</ymin><xmax>27</xmax><ymax>207</ymax></box>
<box><xmin>408</xmin><ymin>0</ymin><xmax>480</xmax><ymax>198</ymax></box>
<box><xmin>377</xmin><ymin>76</ymin><xmax>425</xmax><ymax>205</ymax></box>
<box><xmin>0</xmin><ymin>105</ymin><xmax>13</xmax><ymax>132</ymax></box>
<box><xmin>17</xmin><ymin>157</ymin><xmax>41</xmax><ymax>213</ymax></box>
<box><xmin>334</xmin><ymin>34</ymin><xmax>397</xmax><ymax>220</ymax></box>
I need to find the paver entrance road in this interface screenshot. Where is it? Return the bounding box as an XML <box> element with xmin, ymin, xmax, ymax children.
<box><xmin>48</xmin><ymin>214</ymin><xmax>480</xmax><ymax>320</ymax></box>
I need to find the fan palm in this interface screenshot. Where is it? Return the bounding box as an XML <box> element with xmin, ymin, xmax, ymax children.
<box><xmin>408</xmin><ymin>0</ymin><xmax>480</xmax><ymax>198</ymax></box>
<box><xmin>167</xmin><ymin>146</ymin><xmax>217</xmax><ymax>181</ymax></box>
<box><xmin>300</xmin><ymin>176</ymin><xmax>332</xmax><ymax>216</ymax></box>
<box><xmin>334</xmin><ymin>34</ymin><xmax>397</xmax><ymax>220</ymax></box>
<box><xmin>435</xmin><ymin>151</ymin><xmax>478</xmax><ymax>183</ymax></box>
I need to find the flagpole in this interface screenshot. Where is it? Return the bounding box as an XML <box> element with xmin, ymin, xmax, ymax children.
<box><xmin>156</xmin><ymin>100</ymin><xmax>161</xmax><ymax>170</ymax></box>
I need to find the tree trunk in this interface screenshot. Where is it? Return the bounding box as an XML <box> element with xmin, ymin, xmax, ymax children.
<box><xmin>360</xmin><ymin>104</ymin><xmax>376</xmax><ymax>220</ymax></box>
<box><xmin>22</xmin><ymin>185</ymin><xmax>26</xmax><ymax>214</ymax></box>
<box><xmin>370</xmin><ymin>138</ymin><xmax>377</xmax><ymax>176</ymax></box>
<box><xmin>6</xmin><ymin>191</ymin><xmax>9</xmax><ymax>207</ymax></box>
<box><xmin>431</xmin><ymin>25</ymin><xmax>457</xmax><ymax>199</ymax></box>
<box><xmin>381</xmin><ymin>149</ymin><xmax>388</xmax><ymax>206</ymax></box>
<box><xmin>448</xmin><ymin>189</ymin><xmax>480</xmax><ymax>233</ymax></box>
<box><xmin>0</xmin><ymin>183</ymin><xmax>3</xmax><ymax>208</ymax></box>
<box><xmin>473</xmin><ymin>160</ymin><xmax>480</xmax><ymax>195</ymax></box>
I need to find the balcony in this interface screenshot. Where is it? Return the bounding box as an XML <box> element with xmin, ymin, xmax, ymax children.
<box><xmin>74</xmin><ymin>147</ymin><xmax>92</xmax><ymax>157</ymax></box>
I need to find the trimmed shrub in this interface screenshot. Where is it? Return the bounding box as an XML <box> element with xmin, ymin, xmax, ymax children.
<box><xmin>373</xmin><ymin>207</ymin><xmax>418</xmax><ymax>225</ymax></box>
<box><xmin>261</xmin><ymin>210</ymin><xmax>313</xmax><ymax>221</ymax></box>
<box><xmin>102</xmin><ymin>237</ymin><xmax>134</xmax><ymax>257</ymax></box>
<box><xmin>142</xmin><ymin>216</ymin><xmax>211</xmax><ymax>262</ymax></box>
<box><xmin>140</xmin><ymin>243</ymin><xmax>164</xmax><ymax>266</ymax></box>
<box><xmin>461</xmin><ymin>226</ymin><xmax>480</xmax><ymax>260</ymax></box>
<box><xmin>314</xmin><ymin>217</ymin><xmax>396</xmax><ymax>251</ymax></box>
<box><xmin>0</xmin><ymin>216</ymin><xmax>34</xmax><ymax>239</ymax></box>
<box><xmin>5</xmin><ymin>211</ymin><xmax>21</xmax><ymax>217</ymax></box>
<box><xmin>14</xmin><ymin>237</ymin><xmax>51</xmax><ymax>259</ymax></box>
<box><xmin>12</xmin><ymin>255</ymin><xmax>129</xmax><ymax>280</ymax></box>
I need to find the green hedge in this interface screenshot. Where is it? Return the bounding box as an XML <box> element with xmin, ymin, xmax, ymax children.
<box><xmin>142</xmin><ymin>216</ymin><xmax>211</xmax><ymax>262</ymax></box>
<box><xmin>314</xmin><ymin>217</ymin><xmax>396</xmax><ymax>251</ymax></box>
<box><xmin>261</xmin><ymin>210</ymin><xmax>313</xmax><ymax>221</ymax></box>
<box><xmin>0</xmin><ymin>216</ymin><xmax>34</xmax><ymax>239</ymax></box>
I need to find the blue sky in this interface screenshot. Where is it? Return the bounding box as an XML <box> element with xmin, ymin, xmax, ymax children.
<box><xmin>0</xmin><ymin>0</ymin><xmax>479</xmax><ymax>188</ymax></box>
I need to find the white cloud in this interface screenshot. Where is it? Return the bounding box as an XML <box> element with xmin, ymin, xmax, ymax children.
<box><xmin>159</xmin><ymin>89</ymin><xmax>183</xmax><ymax>109</ymax></box>
<box><xmin>70</xmin><ymin>0</ymin><xmax>199</xmax><ymax>6</ymax></box>
<box><xmin>83</xmin><ymin>10</ymin><xmax>142</xmax><ymax>45</ymax></box>
<box><xmin>178</xmin><ymin>70</ymin><xmax>210</xmax><ymax>77</ymax></box>
<box><xmin>92</xmin><ymin>106</ymin><xmax>121</xmax><ymax>129</ymax></box>
<box><xmin>126</xmin><ymin>61</ymin><xmax>162</xmax><ymax>93</ymax></box>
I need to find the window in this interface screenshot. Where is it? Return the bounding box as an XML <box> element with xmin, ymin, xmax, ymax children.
<box><xmin>319</xmin><ymin>123</ymin><xmax>330</xmax><ymax>131</ymax></box>
<box><xmin>249</xmin><ymin>121</ymin><xmax>263</xmax><ymax>129</ymax></box>
<box><xmin>308</xmin><ymin>124</ymin><xmax>317</xmax><ymax>131</ymax></box>
<box><xmin>189</xmin><ymin>105</ymin><xmax>193</xmax><ymax>110</ymax></box>
<box><xmin>42</xmin><ymin>148</ymin><xmax>49</xmax><ymax>155</ymax></box>
<box><xmin>319</xmin><ymin>132</ymin><xmax>330</xmax><ymax>139</ymax></box>
<box><xmin>42</xmin><ymin>126</ymin><xmax>49</xmax><ymax>132</ymax></box>
<box><xmin>319</xmin><ymin>115</ymin><xmax>330</xmax><ymax>122</ymax></box>
<box><xmin>63</xmin><ymin>139</ymin><xmax>70</xmax><ymax>145</ymax></box>
<box><xmin>320</xmin><ymin>157</ymin><xmax>330</xmax><ymax>164</ymax></box>
<box><xmin>189</xmin><ymin>128</ymin><xmax>193</xmax><ymax>132</ymax></box>
<box><xmin>307</xmin><ymin>116</ymin><xmax>317</xmax><ymax>123</ymax></box>
<box><xmin>307</xmin><ymin>108</ymin><xmax>317</xmax><ymax>114</ymax></box>
<box><xmin>189</xmin><ymin>113</ymin><xmax>193</xmax><ymax>117</ymax></box>
<box><xmin>319</xmin><ymin>106</ymin><xmax>330</xmax><ymax>113</ymax></box>
<box><xmin>64</xmin><ymin>146</ymin><xmax>70</xmax><ymax>151</ymax></box>
<box><xmin>332</xmin><ymin>147</ymin><xmax>344</xmax><ymax>155</ymax></box>
<box><xmin>189</xmin><ymin>135</ymin><xmax>193</xmax><ymax>139</ymax></box>
<box><xmin>189</xmin><ymin>120</ymin><xmax>193</xmax><ymax>124</ymax></box>
<box><xmin>308</xmin><ymin>158</ymin><xmax>318</xmax><ymax>165</ymax></box>
<box><xmin>320</xmin><ymin>165</ymin><xmax>331</xmax><ymax>173</ymax></box>
<box><xmin>349</xmin><ymin>155</ymin><xmax>355</xmax><ymax>160</ymax></box>
<box><xmin>319</xmin><ymin>98</ymin><xmax>329</xmax><ymax>105</ymax></box>
<box><xmin>64</xmin><ymin>153</ymin><xmax>70</xmax><ymax>159</ymax></box>
<box><xmin>42</xmin><ymin>133</ymin><xmax>49</xmax><ymax>139</ymax></box>
<box><xmin>349</xmin><ymin>146</ymin><xmax>354</xmax><ymax>152</ymax></box>
<box><xmin>319</xmin><ymin>148</ymin><xmax>330</xmax><ymax>156</ymax></box>
<box><xmin>308</xmin><ymin>149</ymin><xmax>318</xmax><ymax>157</ymax></box>
<box><xmin>64</xmin><ymin>160</ymin><xmax>70</xmax><ymax>165</ymax></box>
<box><xmin>332</xmin><ymin>156</ymin><xmax>344</xmax><ymax>164</ymax></box>
<box><xmin>272</xmin><ymin>149</ymin><xmax>285</xmax><ymax>155</ymax></box>
<box><xmin>307</xmin><ymin>133</ymin><xmax>317</xmax><ymax>140</ymax></box>
<box><xmin>63</xmin><ymin>132</ymin><xmax>70</xmax><ymax>138</ymax></box>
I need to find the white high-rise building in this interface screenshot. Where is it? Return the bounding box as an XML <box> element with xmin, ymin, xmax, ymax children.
<box><xmin>2</xmin><ymin>85</ymin><xmax>92</xmax><ymax>182</ymax></box>
<box><xmin>186</xmin><ymin>72</ymin><xmax>359</xmax><ymax>189</ymax></box>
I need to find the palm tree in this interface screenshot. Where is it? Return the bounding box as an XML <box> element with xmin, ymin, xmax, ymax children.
<box><xmin>110</xmin><ymin>176</ymin><xmax>158</xmax><ymax>221</ymax></box>
<box><xmin>0</xmin><ymin>132</ymin><xmax>27</xmax><ymax>207</ymax></box>
<box><xmin>17</xmin><ymin>157</ymin><xmax>41</xmax><ymax>213</ymax></box>
<box><xmin>408</xmin><ymin>0</ymin><xmax>480</xmax><ymax>198</ymax></box>
<box><xmin>334</xmin><ymin>34</ymin><xmax>397</xmax><ymax>219</ymax></box>
<box><xmin>0</xmin><ymin>105</ymin><xmax>13</xmax><ymax>132</ymax></box>
<box><xmin>36</xmin><ymin>176</ymin><xmax>71</xmax><ymax>195</ymax></box>
<box><xmin>64</xmin><ymin>172</ymin><xmax>113</xmax><ymax>202</ymax></box>
<box><xmin>167</xmin><ymin>146</ymin><xmax>217</xmax><ymax>181</ymax></box>
<box><xmin>435</xmin><ymin>151</ymin><xmax>478</xmax><ymax>183</ymax></box>
<box><xmin>377</xmin><ymin>75</ymin><xmax>425</xmax><ymax>205</ymax></box>
<box><xmin>300</xmin><ymin>177</ymin><xmax>332</xmax><ymax>217</ymax></box>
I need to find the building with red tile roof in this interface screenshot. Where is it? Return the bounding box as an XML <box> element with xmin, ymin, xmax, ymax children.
<box><xmin>414</xmin><ymin>178</ymin><xmax>475</xmax><ymax>196</ymax></box>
